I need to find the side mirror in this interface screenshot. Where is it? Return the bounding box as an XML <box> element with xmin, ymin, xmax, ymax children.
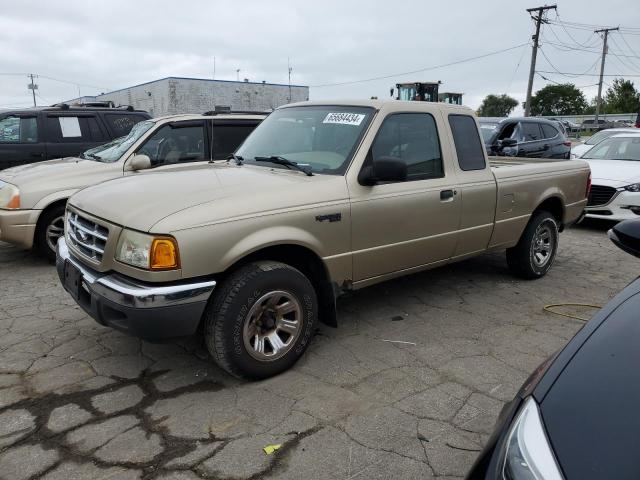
<box><xmin>499</xmin><ymin>138</ymin><xmax>518</xmax><ymax>148</ymax></box>
<box><xmin>127</xmin><ymin>154</ymin><xmax>151</xmax><ymax>171</ymax></box>
<box><xmin>359</xmin><ymin>156</ymin><xmax>408</xmax><ymax>186</ymax></box>
<box><xmin>608</xmin><ymin>219</ymin><xmax>640</xmax><ymax>258</ymax></box>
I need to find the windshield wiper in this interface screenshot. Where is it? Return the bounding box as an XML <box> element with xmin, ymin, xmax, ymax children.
<box><xmin>254</xmin><ymin>156</ymin><xmax>313</xmax><ymax>176</ymax></box>
<box><xmin>85</xmin><ymin>153</ymin><xmax>102</xmax><ymax>160</ymax></box>
<box><xmin>223</xmin><ymin>154</ymin><xmax>244</xmax><ymax>165</ymax></box>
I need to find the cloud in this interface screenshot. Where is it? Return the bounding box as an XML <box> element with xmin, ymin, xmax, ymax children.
<box><xmin>1</xmin><ymin>0</ymin><xmax>638</xmax><ymax>113</ymax></box>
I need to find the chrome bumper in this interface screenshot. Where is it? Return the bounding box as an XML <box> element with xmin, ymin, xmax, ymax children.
<box><xmin>56</xmin><ymin>237</ymin><xmax>216</xmax><ymax>339</ymax></box>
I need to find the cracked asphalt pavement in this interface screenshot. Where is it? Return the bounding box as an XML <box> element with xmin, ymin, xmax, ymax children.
<box><xmin>1</xmin><ymin>221</ymin><xmax>636</xmax><ymax>479</ymax></box>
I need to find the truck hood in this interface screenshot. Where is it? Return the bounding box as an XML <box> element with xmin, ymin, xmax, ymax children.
<box><xmin>69</xmin><ymin>163</ymin><xmax>349</xmax><ymax>233</ymax></box>
<box><xmin>583</xmin><ymin>159</ymin><xmax>640</xmax><ymax>187</ymax></box>
<box><xmin>0</xmin><ymin>157</ymin><xmax>121</xmax><ymax>209</ymax></box>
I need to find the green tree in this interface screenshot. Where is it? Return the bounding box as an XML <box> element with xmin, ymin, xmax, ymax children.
<box><xmin>477</xmin><ymin>94</ymin><xmax>519</xmax><ymax>117</ymax></box>
<box><xmin>604</xmin><ymin>78</ymin><xmax>640</xmax><ymax>113</ymax></box>
<box><xmin>527</xmin><ymin>84</ymin><xmax>588</xmax><ymax>116</ymax></box>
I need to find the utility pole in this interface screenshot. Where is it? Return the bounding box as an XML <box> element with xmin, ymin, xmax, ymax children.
<box><xmin>27</xmin><ymin>73</ymin><xmax>38</xmax><ymax>107</ymax></box>
<box><xmin>524</xmin><ymin>4</ymin><xmax>556</xmax><ymax>117</ymax></box>
<box><xmin>594</xmin><ymin>27</ymin><xmax>619</xmax><ymax>125</ymax></box>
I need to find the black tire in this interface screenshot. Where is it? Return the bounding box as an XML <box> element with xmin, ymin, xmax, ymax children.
<box><xmin>204</xmin><ymin>261</ymin><xmax>318</xmax><ymax>380</ymax></box>
<box><xmin>35</xmin><ymin>203</ymin><xmax>66</xmax><ymax>263</ymax></box>
<box><xmin>506</xmin><ymin>211</ymin><xmax>559</xmax><ymax>279</ymax></box>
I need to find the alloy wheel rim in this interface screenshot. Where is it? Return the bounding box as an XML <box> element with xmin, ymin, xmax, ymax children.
<box><xmin>531</xmin><ymin>222</ymin><xmax>554</xmax><ymax>267</ymax></box>
<box><xmin>46</xmin><ymin>216</ymin><xmax>65</xmax><ymax>253</ymax></box>
<box><xmin>242</xmin><ymin>290</ymin><xmax>303</xmax><ymax>361</ymax></box>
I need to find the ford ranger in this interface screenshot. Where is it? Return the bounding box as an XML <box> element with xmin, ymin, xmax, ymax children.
<box><xmin>56</xmin><ymin>100</ymin><xmax>590</xmax><ymax>379</ymax></box>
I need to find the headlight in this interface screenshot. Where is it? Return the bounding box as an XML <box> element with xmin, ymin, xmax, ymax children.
<box><xmin>502</xmin><ymin>397</ymin><xmax>563</xmax><ymax>480</ymax></box>
<box><xmin>0</xmin><ymin>180</ymin><xmax>20</xmax><ymax>209</ymax></box>
<box><xmin>115</xmin><ymin>229</ymin><xmax>180</xmax><ymax>270</ymax></box>
<box><xmin>624</xmin><ymin>183</ymin><xmax>640</xmax><ymax>192</ymax></box>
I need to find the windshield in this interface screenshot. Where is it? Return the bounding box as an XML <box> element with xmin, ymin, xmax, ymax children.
<box><xmin>585</xmin><ymin>129</ymin><xmax>621</xmax><ymax>146</ymax></box>
<box><xmin>236</xmin><ymin>106</ymin><xmax>374</xmax><ymax>175</ymax></box>
<box><xmin>582</xmin><ymin>136</ymin><xmax>640</xmax><ymax>161</ymax></box>
<box><xmin>479</xmin><ymin>122</ymin><xmax>499</xmax><ymax>143</ymax></box>
<box><xmin>81</xmin><ymin>120</ymin><xmax>155</xmax><ymax>162</ymax></box>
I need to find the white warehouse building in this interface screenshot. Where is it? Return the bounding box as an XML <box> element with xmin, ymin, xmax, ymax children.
<box><xmin>69</xmin><ymin>76</ymin><xmax>309</xmax><ymax>117</ymax></box>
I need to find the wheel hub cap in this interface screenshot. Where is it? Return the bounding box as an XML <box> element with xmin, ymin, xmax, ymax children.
<box><xmin>242</xmin><ymin>290</ymin><xmax>303</xmax><ymax>361</ymax></box>
<box><xmin>531</xmin><ymin>223</ymin><xmax>554</xmax><ymax>267</ymax></box>
<box><xmin>46</xmin><ymin>215</ymin><xmax>65</xmax><ymax>252</ymax></box>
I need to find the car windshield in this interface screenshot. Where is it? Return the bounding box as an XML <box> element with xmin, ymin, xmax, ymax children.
<box><xmin>585</xmin><ymin>129</ymin><xmax>620</xmax><ymax>146</ymax></box>
<box><xmin>582</xmin><ymin>136</ymin><xmax>640</xmax><ymax>161</ymax></box>
<box><xmin>479</xmin><ymin>122</ymin><xmax>499</xmax><ymax>143</ymax></box>
<box><xmin>236</xmin><ymin>106</ymin><xmax>375</xmax><ymax>175</ymax></box>
<box><xmin>81</xmin><ymin>120</ymin><xmax>155</xmax><ymax>163</ymax></box>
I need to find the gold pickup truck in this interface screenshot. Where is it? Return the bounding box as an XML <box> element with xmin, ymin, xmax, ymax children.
<box><xmin>56</xmin><ymin>100</ymin><xmax>590</xmax><ymax>379</ymax></box>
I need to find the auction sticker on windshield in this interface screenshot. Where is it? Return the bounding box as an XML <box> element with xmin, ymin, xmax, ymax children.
<box><xmin>323</xmin><ymin>113</ymin><xmax>366</xmax><ymax>126</ymax></box>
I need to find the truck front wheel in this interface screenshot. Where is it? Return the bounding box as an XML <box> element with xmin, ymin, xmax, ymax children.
<box><xmin>506</xmin><ymin>211</ymin><xmax>559</xmax><ymax>279</ymax></box>
<box><xmin>204</xmin><ymin>261</ymin><xmax>318</xmax><ymax>379</ymax></box>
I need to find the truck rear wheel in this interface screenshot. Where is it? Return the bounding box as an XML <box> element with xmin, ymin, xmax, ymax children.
<box><xmin>506</xmin><ymin>211</ymin><xmax>559</xmax><ymax>279</ymax></box>
<box><xmin>204</xmin><ymin>261</ymin><xmax>318</xmax><ymax>380</ymax></box>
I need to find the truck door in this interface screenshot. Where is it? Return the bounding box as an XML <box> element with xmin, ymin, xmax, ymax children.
<box><xmin>349</xmin><ymin>112</ymin><xmax>461</xmax><ymax>282</ymax></box>
<box><xmin>0</xmin><ymin>113</ymin><xmax>45</xmax><ymax>168</ymax></box>
<box><xmin>447</xmin><ymin>114</ymin><xmax>497</xmax><ymax>257</ymax></box>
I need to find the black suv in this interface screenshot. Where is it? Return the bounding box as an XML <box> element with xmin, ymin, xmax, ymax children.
<box><xmin>0</xmin><ymin>104</ymin><xmax>151</xmax><ymax>169</ymax></box>
<box><xmin>479</xmin><ymin>117</ymin><xmax>571</xmax><ymax>159</ymax></box>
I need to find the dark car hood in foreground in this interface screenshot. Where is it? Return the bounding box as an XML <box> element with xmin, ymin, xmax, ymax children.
<box><xmin>538</xmin><ymin>280</ymin><xmax>640</xmax><ymax>480</ymax></box>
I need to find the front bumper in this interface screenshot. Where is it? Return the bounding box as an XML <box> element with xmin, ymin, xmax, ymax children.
<box><xmin>585</xmin><ymin>190</ymin><xmax>640</xmax><ymax>221</ymax></box>
<box><xmin>0</xmin><ymin>209</ymin><xmax>40</xmax><ymax>249</ymax></box>
<box><xmin>56</xmin><ymin>237</ymin><xmax>216</xmax><ymax>340</ymax></box>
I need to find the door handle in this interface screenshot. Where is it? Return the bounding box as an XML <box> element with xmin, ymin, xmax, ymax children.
<box><xmin>440</xmin><ymin>189</ymin><xmax>455</xmax><ymax>201</ymax></box>
<box><xmin>543</xmin><ymin>144</ymin><xmax>550</xmax><ymax>150</ymax></box>
<box><xmin>30</xmin><ymin>152</ymin><xmax>44</xmax><ymax>157</ymax></box>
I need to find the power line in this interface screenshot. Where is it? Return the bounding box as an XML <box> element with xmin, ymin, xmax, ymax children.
<box><xmin>536</xmin><ymin>70</ymin><xmax>640</xmax><ymax>77</ymax></box>
<box><xmin>535</xmin><ymin>72</ymin><xmax>598</xmax><ymax>88</ymax></box>
<box><xmin>309</xmin><ymin>42</ymin><xmax>529</xmax><ymax>88</ymax></box>
<box><xmin>0</xmin><ymin>72</ymin><xmax>108</xmax><ymax>91</ymax></box>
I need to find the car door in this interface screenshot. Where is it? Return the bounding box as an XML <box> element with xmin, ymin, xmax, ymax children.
<box><xmin>44</xmin><ymin>114</ymin><xmax>108</xmax><ymax>159</ymax></box>
<box><xmin>349</xmin><ymin>111</ymin><xmax>461</xmax><ymax>282</ymax></box>
<box><xmin>209</xmin><ymin>120</ymin><xmax>260</xmax><ymax>160</ymax></box>
<box><xmin>0</xmin><ymin>113</ymin><xmax>44</xmax><ymax>168</ymax></box>
<box><xmin>517</xmin><ymin>122</ymin><xmax>545</xmax><ymax>157</ymax></box>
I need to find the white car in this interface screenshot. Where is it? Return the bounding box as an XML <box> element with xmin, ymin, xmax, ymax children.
<box><xmin>571</xmin><ymin>128</ymin><xmax>638</xmax><ymax>158</ymax></box>
<box><xmin>582</xmin><ymin>133</ymin><xmax>640</xmax><ymax>221</ymax></box>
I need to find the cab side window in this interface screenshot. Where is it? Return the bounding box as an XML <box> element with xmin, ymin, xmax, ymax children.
<box><xmin>0</xmin><ymin>116</ymin><xmax>38</xmax><ymax>143</ymax></box>
<box><xmin>137</xmin><ymin>123</ymin><xmax>206</xmax><ymax>167</ymax></box>
<box><xmin>371</xmin><ymin>113</ymin><xmax>443</xmax><ymax>181</ymax></box>
<box><xmin>449</xmin><ymin>114</ymin><xmax>486</xmax><ymax>171</ymax></box>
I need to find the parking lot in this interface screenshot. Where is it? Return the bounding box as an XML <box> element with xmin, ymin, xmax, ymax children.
<box><xmin>0</xmin><ymin>221</ymin><xmax>635</xmax><ymax>480</ymax></box>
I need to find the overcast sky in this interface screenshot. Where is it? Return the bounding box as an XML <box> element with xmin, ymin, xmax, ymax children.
<box><xmin>1</xmin><ymin>0</ymin><xmax>640</xmax><ymax>114</ymax></box>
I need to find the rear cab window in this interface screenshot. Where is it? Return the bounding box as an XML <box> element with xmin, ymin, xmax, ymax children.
<box><xmin>0</xmin><ymin>115</ymin><xmax>38</xmax><ymax>143</ymax></box>
<box><xmin>448</xmin><ymin>114</ymin><xmax>486</xmax><ymax>171</ymax></box>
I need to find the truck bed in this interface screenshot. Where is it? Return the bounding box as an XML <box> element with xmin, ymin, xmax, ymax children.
<box><xmin>488</xmin><ymin>156</ymin><xmax>587</xmax><ymax>180</ymax></box>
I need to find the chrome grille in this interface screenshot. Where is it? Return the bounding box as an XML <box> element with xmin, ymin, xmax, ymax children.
<box><xmin>66</xmin><ymin>211</ymin><xmax>109</xmax><ymax>262</ymax></box>
<box><xmin>587</xmin><ymin>185</ymin><xmax>617</xmax><ymax>207</ymax></box>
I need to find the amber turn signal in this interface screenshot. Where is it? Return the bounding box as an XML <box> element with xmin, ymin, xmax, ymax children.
<box><xmin>150</xmin><ymin>237</ymin><xmax>180</xmax><ymax>270</ymax></box>
<box><xmin>6</xmin><ymin>194</ymin><xmax>20</xmax><ymax>209</ymax></box>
